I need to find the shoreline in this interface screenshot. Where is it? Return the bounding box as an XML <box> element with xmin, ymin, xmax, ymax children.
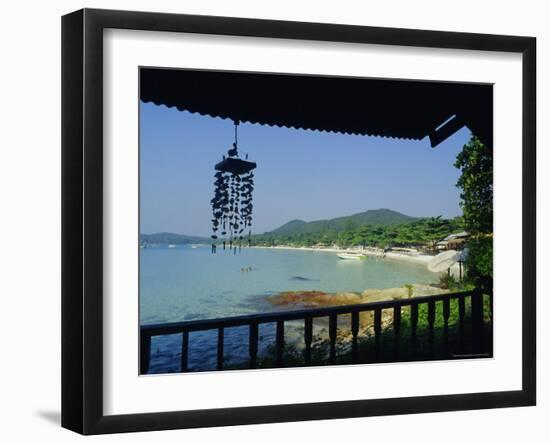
<box><xmin>252</xmin><ymin>244</ymin><xmax>434</xmax><ymax>265</ymax></box>
<box><xmin>251</xmin><ymin>244</ymin><xmax>461</xmax><ymax>276</ymax></box>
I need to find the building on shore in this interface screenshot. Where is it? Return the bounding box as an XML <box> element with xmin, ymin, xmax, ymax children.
<box><xmin>436</xmin><ymin>231</ymin><xmax>469</xmax><ymax>251</ymax></box>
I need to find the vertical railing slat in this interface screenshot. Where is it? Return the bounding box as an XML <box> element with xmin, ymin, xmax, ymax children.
<box><xmin>304</xmin><ymin>317</ymin><xmax>313</xmax><ymax>365</ymax></box>
<box><xmin>140</xmin><ymin>332</ymin><xmax>151</xmax><ymax>375</ymax></box>
<box><xmin>329</xmin><ymin>313</ymin><xmax>337</xmax><ymax>363</ymax></box>
<box><xmin>471</xmin><ymin>289</ymin><xmax>484</xmax><ymax>353</ymax></box>
<box><xmin>180</xmin><ymin>330</ymin><xmax>189</xmax><ymax>372</ymax></box>
<box><xmin>411</xmin><ymin>303</ymin><xmax>418</xmax><ymax>355</ymax></box>
<box><xmin>249</xmin><ymin>322</ymin><xmax>259</xmax><ymax>369</ymax></box>
<box><xmin>374</xmin><ymin>308</ymin><xmax>382</xmax><ymax>361</ymax></box>
<box><xmin>351</xmin><ymin>311</ymin><xmax>359</xmax><ymax>363</ymax></box>
<box><xmin>217</xmin><ymin>327</ymin><xmax>224</xmax><ymax>370</ymax></box>
<box><xmin>458</xmin><ymin>295</ymin><xmax>466</xmax><ymax>351</ymax></box>
<box><xmin>427</xmin><ymin>300</ymin><xmax>436</xmax><ymax>350</ymax></box>
<box><xmin>443</xmin><ymin>298</ymin><xmax>450</xmax><ymax>354</ymax></box>
<box><xmin>276</xmin><ymin>320</ymin><xmax>285</xmax><ymax>367</ymax></box>
<box><xmin>393</xmin><ymin>305</ymin><xmax>401</xmax><ymax>358</ymax></box>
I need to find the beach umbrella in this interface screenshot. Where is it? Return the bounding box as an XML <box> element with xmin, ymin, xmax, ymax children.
<box><xmin>428</xmin><ymin>250</ymin><xmax>459</xmax><ymax>273</ymax></box>
<box><xmin>210</xmin><ymin>121</ymin><xmax>257</xmax><ymax>254</ymax></box>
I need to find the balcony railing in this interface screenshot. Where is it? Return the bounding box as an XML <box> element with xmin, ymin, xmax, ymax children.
<box><xmin>140</xmin><ymin>289</ymin><xmax>491</xmax><ymax>374</ymax></box>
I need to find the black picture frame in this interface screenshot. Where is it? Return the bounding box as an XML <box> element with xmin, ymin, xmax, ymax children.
<box><xmin>62</xmin><ymin>8</ymin><xmax>536</xmax><ymax>435</ymax></box>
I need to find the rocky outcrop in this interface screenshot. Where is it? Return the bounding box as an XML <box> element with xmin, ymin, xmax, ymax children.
<box><xmin>266</xmin><ymin>284</ymin><xmax>450</xmax><ymax>330</ymax></box>
<box><xmin>267</xmin><ymin>284</ymin><xmax>447</xmax><ymax>307</ymax></box>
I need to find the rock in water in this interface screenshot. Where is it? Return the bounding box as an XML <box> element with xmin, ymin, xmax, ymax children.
<box><xmin>289</xmin><ymin>275</ymin><xmax>319</xmax><ymax>282</ymax></box>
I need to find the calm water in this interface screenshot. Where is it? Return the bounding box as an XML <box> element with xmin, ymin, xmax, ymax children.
<box><xmin>140</xmin><ymin>246</ymin><xmax>438</xmax><ymax>373</ymax></box>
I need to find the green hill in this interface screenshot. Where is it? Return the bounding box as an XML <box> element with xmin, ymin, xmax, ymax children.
<box><xmin>268</xmin><ymin>209</ymin><xmax>419</xmax><ymax>236</ymax></box>
<box><xmin>253</xmin><ymin>210</ymin><xmax>463</xmax><ymax>249</ymax></box>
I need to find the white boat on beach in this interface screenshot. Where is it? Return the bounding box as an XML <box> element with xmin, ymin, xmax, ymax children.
<box><xmin>167</xmin><ymin>244</ymin><xmax>177</xmax><ymax>249</ymax></box>
<box><xmin>337</xmin><ymin>252</ymin><xmax>366</xmax><ymax>260</ymax></box>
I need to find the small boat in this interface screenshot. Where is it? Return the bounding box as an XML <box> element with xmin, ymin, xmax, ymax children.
<box><xmin>167</xmin><ymin>244</ymin><xmax>177</xmax><ymax>249</ymax></box>
<box><xmin>337</xmin><ymin>252</ymin><xmax>366</xmax><ymax>260</ymax></box>
<box><xmin>191</xmin><ymin>245</ymin><xmax>198</xmax><ymax>249</ymax></box>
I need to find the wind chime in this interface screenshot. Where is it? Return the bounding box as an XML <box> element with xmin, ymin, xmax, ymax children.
<box><xmin>210</xmin><ymin>121</ymin><xmax>256</xmax><ymax>254</ymax></box>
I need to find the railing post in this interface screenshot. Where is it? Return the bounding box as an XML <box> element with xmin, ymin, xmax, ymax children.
<box><xmin>249</xmin><ymin>322</ymin><xmax>258</xmax><ymax>369</ymax></box>
<box><xmin>393</xmin><ymin>306</ymin><xmax>401</xmax><ymax>358</ymax></box>
<box><xmin>458</xmin><ymin>294</ymin><xmax>466</xmax><ymax>351</ymax></box>
<box><xmin>471</xmin><ymin>289</ymin><xmax>484</xmax><ymax>353</ymax></box>
<box><xmin>427</xmin><ymin>300</ymin><xmax>436</xmax><ymax>351</ymax></box>
<box><xmin>374</xmin><ymin>308</ymin><xmax>382</xmax><ymax>361</ymax></box>
<box><xmin>276</xmin><ymin>320</ymin><xmax>284</xmax><ymax>367</ymax></box>
<box><xmin>140</xmin><ymin>331</ymin><xmax>151</xmax><ymax>375</ymax></box>
<box><xmin>180</xmin><ymin>330</ymin><xmax>189</xmax><ymax>372</ymax></box>
<box><xmin>304</xmin><ymin>317</ymin><xmax>313</xmax><ymax>365</ymax></box>
<box><xmin>410</xmin><ymin>303</ymin><xmax>418</xmax><ymax>355</ymax></box>
<box><xmin>351</xmin><ymin>311</ymin><xmax>359</xmax><ymax>363</ymax></box>
<box><xmin>442</xmin><ymin>298</ymin><xmax>450</xmax><ymax>354</ymax></box>
<box><xmin>217</xmin><ymin>327</ymin><xmax>224</xmax><ymax>370</ymax></box>
<box><xmin>329</xmin><ymin>314</ymin><xmax>337</xmax><ymax>363</ymax></box>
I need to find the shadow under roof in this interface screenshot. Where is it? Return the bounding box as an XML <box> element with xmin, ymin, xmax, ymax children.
<box><xmin>140</xmin><ymin>68</ymin><xmax>493</xmax><ymax>149</ymax></box>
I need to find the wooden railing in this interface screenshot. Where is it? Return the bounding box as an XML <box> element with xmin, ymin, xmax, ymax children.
<box><xmin>140</xmin><ymin>289</ymin><xmax>490</xmax><ymax>374</ymax></box>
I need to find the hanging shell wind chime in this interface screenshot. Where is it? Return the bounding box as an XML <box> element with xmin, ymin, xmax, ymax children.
<box><xmin>210</xmin><ymin>121</ymin><xmax>256</xmax><ymax>254</ymax></box>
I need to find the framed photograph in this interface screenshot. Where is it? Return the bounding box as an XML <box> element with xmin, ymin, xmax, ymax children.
<box><xmin>62</xmin><ymin>8</ymin><xmax>536</xmax><ymax>434</ymax></box>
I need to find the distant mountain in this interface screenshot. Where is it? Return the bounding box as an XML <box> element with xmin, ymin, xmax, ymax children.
<box><xmin>141</xmin><ymin>210</ymin><xmax>420</xmax><ymax>245</ymax></box>
<box><xmin>267</xmin><ymin>209</ymin><xmax>419</xmax><ymax>236</ymax></box>
<box><xmin>140</xmin><ymin>232</ymin><xmax>210</xmax><ymax>245</ymax></box>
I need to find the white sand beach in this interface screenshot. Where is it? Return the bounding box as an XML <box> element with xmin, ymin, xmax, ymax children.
<box><xmin>252</xmin><ymin>245</ymin><xmax>461</xmax><ymax>276</ymax></box>
<box><xmin>253</xmin><ymin>245</ymin><xmax>433</xmax><ymax>264</ymax></box>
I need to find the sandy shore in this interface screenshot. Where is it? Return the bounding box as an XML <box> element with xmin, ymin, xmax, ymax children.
<box><xmin>252</xmin><ymin>244</ymin><xmax>461</xmax><ymax>276</ymax></box>
<box><xmin>252</xmin><ymin>244</ymin><xmax>434</xmax><ymax>265</ymax></box>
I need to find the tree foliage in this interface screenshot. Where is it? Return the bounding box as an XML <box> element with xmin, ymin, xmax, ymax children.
<box><xmin>454</xmin><ymin>135</ymin><xmax>493</xmax><ymax>288</ymax></box>
<box><xmin>251</xmin><ymin>216</ymin><xmax>464</xmax><ymax>250</ymax></box>
<box><xmin>465</xmin><ymin>236</ymin><xmax>493</xmax><ymax>286</ymax></box>
<box><xmin>454</xmin><ymin>136</ymin><xmax>493</xmax><ymax>234</ymax></box>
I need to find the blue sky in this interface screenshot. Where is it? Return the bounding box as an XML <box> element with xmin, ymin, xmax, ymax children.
<box><xmin>140</xmin><ymin>102</ymin><xmax>470</xmax><ymax>236</ymax></box>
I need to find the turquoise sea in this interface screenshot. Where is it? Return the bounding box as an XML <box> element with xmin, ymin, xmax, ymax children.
<box><xmin>140</xmin><ymin>246</ymin><xmax>438</xmax><ymax>373</ymax></box>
